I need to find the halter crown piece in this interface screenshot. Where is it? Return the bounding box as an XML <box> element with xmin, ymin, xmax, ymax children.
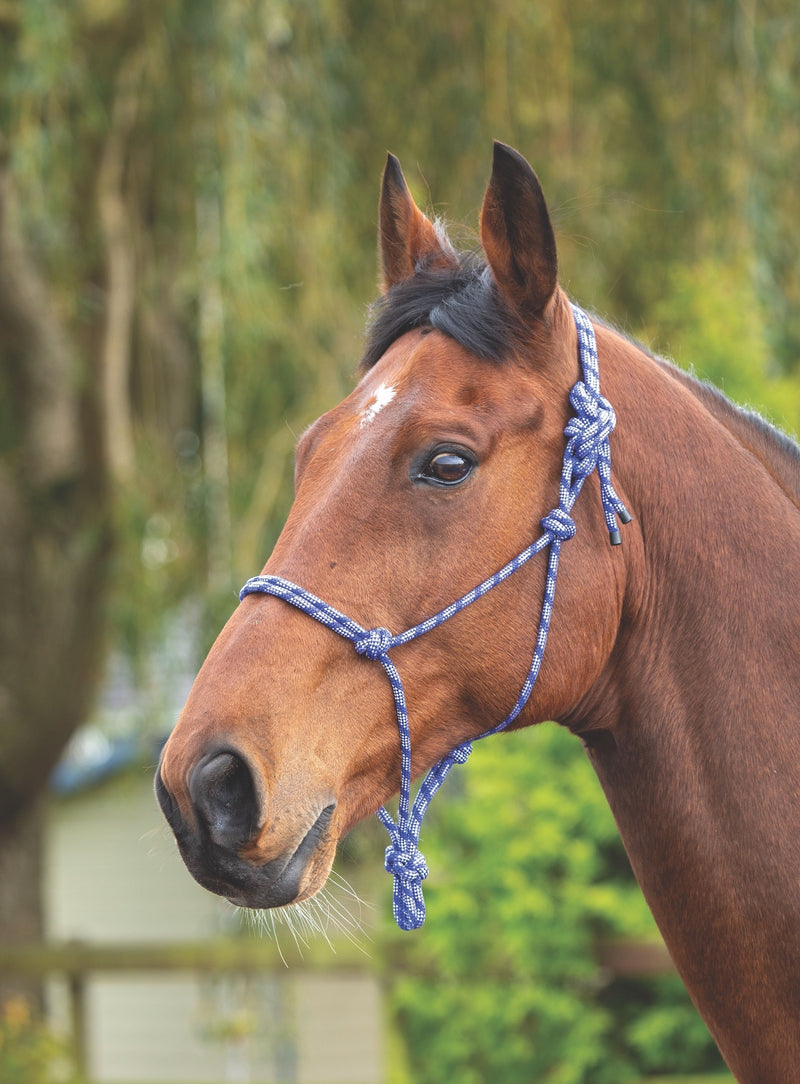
<box><xmin>240</xmin><ymin>304</ymin><xmax>630</xmax><ymax>931</ymax></box>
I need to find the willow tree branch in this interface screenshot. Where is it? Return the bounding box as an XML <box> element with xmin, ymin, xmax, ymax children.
<box><xmin>0</xmin><ymin>156</ymin><xmax>81</xmax><ymax>486</ymax></box>
<box><xmin>97</xmin><ymin>50</ymin><xmax>145</xmax><ymax>481</ymax></box>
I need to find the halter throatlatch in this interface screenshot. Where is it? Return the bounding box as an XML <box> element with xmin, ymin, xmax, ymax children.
<box><xmin>239</xmin><ymin>304</ymin><xmax>630</xmax><ymax>931</ymax></box>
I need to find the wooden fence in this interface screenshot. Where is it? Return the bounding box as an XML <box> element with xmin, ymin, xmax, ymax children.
<box><xmin>0</xmin><ymin>936</ymin><xmax>715</xmax><ymax>1083</ymax></box>
<box><xmin>0</xmin><ymin>937</ymin><xmax>371</xmax><ymax>1076</ymax></box>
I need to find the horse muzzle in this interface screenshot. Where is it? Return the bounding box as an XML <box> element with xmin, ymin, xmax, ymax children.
<box><xmin>155</xmin><ymin>746</ymin><xmax>336</xmax><ymax>908</ymax></box>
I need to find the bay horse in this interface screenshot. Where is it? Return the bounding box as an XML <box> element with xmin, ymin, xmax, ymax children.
<box><xmin>157</xmin><ymin>143</ymin><xmax>800</xmax><ymax>1082</ymax></box>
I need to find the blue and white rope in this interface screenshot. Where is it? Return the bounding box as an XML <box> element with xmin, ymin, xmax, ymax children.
<box><xmin>239</xmin><ymin>303</ymin><xmax>630</xmax><ymax>930</ymax></box>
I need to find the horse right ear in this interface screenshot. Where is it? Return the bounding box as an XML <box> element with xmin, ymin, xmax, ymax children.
<box><xmin>378</xmin><ymin>153</ymin><xmax>456</xmax><ymax>291</ymax></box>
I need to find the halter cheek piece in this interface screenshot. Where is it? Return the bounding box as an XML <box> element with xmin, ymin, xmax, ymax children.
<box><xmin>240</xmin><ymin>304</ymin><xmax>630</xmax><ymax>931</ymax></box>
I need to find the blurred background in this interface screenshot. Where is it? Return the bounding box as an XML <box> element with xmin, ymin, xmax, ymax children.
<box><xmin>1</xmin><ymin>0</ymin><xmax>798</xmax><ymax>1081</ymax></box>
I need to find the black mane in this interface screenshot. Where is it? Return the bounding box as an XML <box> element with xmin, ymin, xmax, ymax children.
<box><xmin>360</xmin><ymin>252</ymin><xmax>526</xmax><ymax>370</ymax></box>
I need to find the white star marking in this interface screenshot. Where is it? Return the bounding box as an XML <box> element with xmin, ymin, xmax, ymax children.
<box><xmin>360</xmin><ymin>382</ymin><xmax>397</xmax><ymax>428</ymax></box>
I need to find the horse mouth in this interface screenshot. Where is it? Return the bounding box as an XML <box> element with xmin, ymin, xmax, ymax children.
<box><xmin>156</xmin><ymin>765</ymin><xmax>336</xmax><ymax>908</ymax></box>
<box><xmin>224</xmin><ymin>804</ymin><xmax>337</xmax><ymax>909</ymax></box>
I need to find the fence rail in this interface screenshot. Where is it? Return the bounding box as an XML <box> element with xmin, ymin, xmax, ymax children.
<box><xmin>0</xmin><ymin>936</ymin><xmax>678</xmax><ymax>1080</ymax></box>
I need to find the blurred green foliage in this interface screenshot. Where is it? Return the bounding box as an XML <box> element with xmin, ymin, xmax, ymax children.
<box><xmin>386</xmin><ymin>725</ymin><xmax>726</xmax><ymax>1081</ymax></box>
<box><xmin>3</xmin><ymin>0</ymin><xmax>799</xmax><ymax>658</ymax></box>
<box><xmin>0</xmin><ymin>998</ymin><xmax>81</xmax><ymax>1084</ymax></box>
<box><xmin>651</xmin><ymin>257</ymin><xmax>800</xmax><ymax>436</ymax></box>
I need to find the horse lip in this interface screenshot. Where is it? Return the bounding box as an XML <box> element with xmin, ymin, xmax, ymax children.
<box><xmin>289</xmin><ymin>802</ymin><xmax>336</xmax><ymax>871</ymax></box>
<box><xmin>224</xmin><ymin>803</ymin><xmax>336</xmax><ymax>908</ymax></box>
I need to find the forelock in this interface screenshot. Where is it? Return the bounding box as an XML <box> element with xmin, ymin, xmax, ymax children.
<box><xmin>360</xmin><ymin>248</ymin><xmax>527</xmax><ymax>370</ymax></box>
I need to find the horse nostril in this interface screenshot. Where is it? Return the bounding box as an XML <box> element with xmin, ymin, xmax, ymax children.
<box><xmin>189</xmin><ymin>750</ymin><xmax>262</xmax><ymax>850</ymax></box>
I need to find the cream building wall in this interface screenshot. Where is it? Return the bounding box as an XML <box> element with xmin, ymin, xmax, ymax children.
<box><xmin>44</xmin><ymin>767</ymin><xmax>384</xmax><ymax>1084</ymax></box>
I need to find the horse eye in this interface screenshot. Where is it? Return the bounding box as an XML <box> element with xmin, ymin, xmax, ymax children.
<box><xmin>421</xmin><ymin>451</ymin><xmax>474</xmax><ymax>486</ymax></box>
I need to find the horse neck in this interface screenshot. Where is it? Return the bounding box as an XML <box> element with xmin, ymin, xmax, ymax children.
<box><xmin>573</xmin><ymin>326</ymin><xmax>800</xmax><ymax>1080</ymax></box>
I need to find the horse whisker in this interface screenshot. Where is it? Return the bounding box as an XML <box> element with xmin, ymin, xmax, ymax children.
<box><xmin>235</xmin><ymin>872</ymin><xmax>372</xmax><ymax>961</ymax></box>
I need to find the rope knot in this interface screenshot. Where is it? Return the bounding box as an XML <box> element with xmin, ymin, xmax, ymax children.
<box><xmin>354</xmin><ymin>626</ymin><xmax>394</xmax><ymax>660</ymax></box>
<box><xmin>541</xmin><ymin>508</ymin><xmax>577</xmax><ymax>542</ymax></box>
<box><xmin>565</xmin><ymin>382</ymin><xmax>617</xmax><ymax>480</ymax></box>
<box><xmin>449</xmin><ymin>741</ymin><xmax>473</xmax><ymax>766</ymax></box>
<box><xmin>384</xmin><ymin>844</ymin><xmax>429</xmax><ymax>886</ymax></box>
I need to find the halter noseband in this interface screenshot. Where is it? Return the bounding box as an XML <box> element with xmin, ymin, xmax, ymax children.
<box><xmin>240</xmin><ymin>304</ymin><xmax>630</xmax><ymax>930</ymax></box>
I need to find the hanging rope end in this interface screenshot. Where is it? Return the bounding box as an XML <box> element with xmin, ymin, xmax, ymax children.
<box><xmin>395</xmin><ymin>907</ymin><xmax>427</xmax><ymax>932</ymax></box>
<box><xmin>384</xmin><ymin>842</ymin><xmax>429</xmax><ymax>931</ymax></box>
<box><xmin>608</xmin><ymin>503</ymin><xmax>632</xmax><ymax>545</ymax></box>
<box><xmin>603</xmin><ymin>495</ymin><xmax>632</xmax><ymax>545</ymax></box>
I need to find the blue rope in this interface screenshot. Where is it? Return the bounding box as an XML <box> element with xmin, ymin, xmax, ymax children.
<box><xmin>239</xmin><ymin>304</ymin><xmax>630</xmax><ymax>930</ymax></box>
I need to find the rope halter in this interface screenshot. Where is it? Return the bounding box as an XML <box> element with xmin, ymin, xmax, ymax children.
<box><xmin>239</xmin><ymin>303</ymin><xmax>630</xmax><ymax>930</ymax></box>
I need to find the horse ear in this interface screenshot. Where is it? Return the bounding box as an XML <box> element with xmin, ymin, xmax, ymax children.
<box><xmin>379</xmin><ymin>153</ymin><xmax>456</xmax><ymax>290</ymax></box>
<box><xmin>480</xmin><ymin>141</ymin><xmax>558</xmax><ymax>317</ymax></box>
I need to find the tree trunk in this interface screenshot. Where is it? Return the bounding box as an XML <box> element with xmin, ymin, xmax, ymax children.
<box><xmin>0</xmin><ymin>158</ymin><xmax>111</xmax><ymax>829</ymax></box>
<box><xmin>0</xmin><ymin>807</ymin><xmax>44</xmax><ymax>1004</ymax></box>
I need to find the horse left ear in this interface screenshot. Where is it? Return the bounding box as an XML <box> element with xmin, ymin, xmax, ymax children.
<box><xmin>480</xmin><ymin>142</ymin><xmax>558</xmax><ymax>317</ymax></box>
<box><xmin>379</xmin><ymin>153</ymin><xmax>456</xmax><ymax>291</ymax></box>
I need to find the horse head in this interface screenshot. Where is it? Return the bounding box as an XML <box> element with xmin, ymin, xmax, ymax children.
<box><xmin>155</xmin><ymin>144</ymin><xmax>627</xmax><ymax>912</ymax></box>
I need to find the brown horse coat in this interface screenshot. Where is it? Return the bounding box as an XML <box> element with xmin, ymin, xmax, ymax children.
<box><xmin>158</xmin><ymin>144</ymin><xmax>800</xmax><ymax>1081</ymax></box>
